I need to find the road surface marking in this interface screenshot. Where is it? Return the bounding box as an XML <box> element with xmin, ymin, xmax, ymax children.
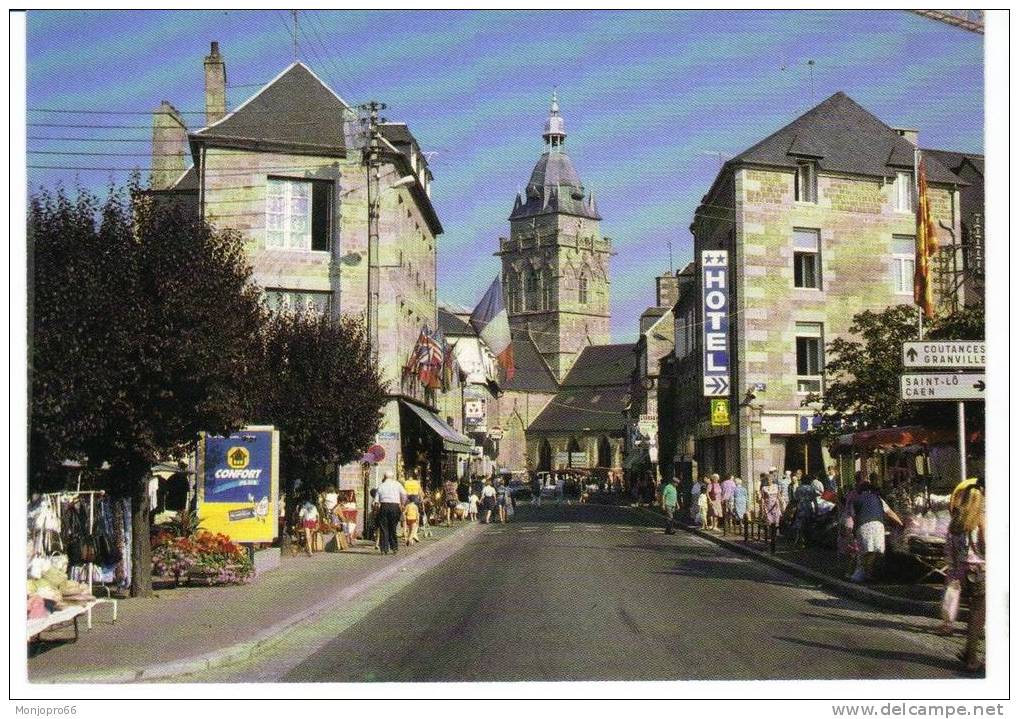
<box><xmin>552</xmin><ymin>527</ymin><xmax>571</xmax><ymax>532</ymax></box>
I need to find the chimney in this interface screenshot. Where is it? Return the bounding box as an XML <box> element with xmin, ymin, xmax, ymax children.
<box><xmin>893</xmin><ymin>127</ymin><xmax>919</xmax><ymax>147</ymax></box>
<box><xmin>655</xmin><ymin>272</ymin><xmax>680</xmax><ymax>309</ymax></box>
<box><xmin>150</xmin><ymin>101</ymin><xmax>188</xmax><ymax>190</ymax></box>
<box><xmin>204</xmin><ymin>41</ymin><xmax>227</xmax><ymax>126</ymax></box>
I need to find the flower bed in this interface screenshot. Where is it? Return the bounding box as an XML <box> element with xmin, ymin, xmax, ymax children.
<box><xmin>152</xmin><ymin>530</ymin><xmax>253</xmax><ymax>586</ymax></box>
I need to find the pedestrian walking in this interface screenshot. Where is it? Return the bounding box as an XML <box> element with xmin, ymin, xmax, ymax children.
<box><xmin>443</xmin><ymin>478</ymin><xmax>459</xmax><ymax>527</ymax></box>
<box><xmin>468</xmin><ymin>490</ymin><xmax>479</xmax><ymax>521</ymax></box>
<box><xmin>824</xmin><ymin>465</ymin><xmax>839</xmax><ymax>493</ymax></box>
<box><xmin>697</xmin><ymin>487</ymin><xmax>709</xmax><ymax>529</ymax></box>
<box><xmin>937</xmin><ymin>478</ymin><xmax>985</xmax><ymax>651</ymax></box>
<box><xmin>720</xmin><ymin>474</ymin><xmax>737</xmax><ymax>534</ymax></box>
<box><xmin>690</xmin><ymin>475</ymin><xmax>704</xmax><ymax>525</ymax></box>
<box><xmin>661</xmin><ymin>477</ymin><xmax>679</xmax><ymax>535</ymax></box>
<box><xmin>298</xmin><ymin>495</ymin><xmax>319</xmax><ymax>557</ymax></box>
<box><xmin>759</xmin><ymin>472</ymin><xmax>781</xmax><ymax>553</ymax></box>
<box><xmin>376</xmin><ymin>471</ymin><xmax>407</xmax><ymax>556</ymax></box>
<box><xmin>403</xmin><ymin>498</ymin><xmax>420</xmax><ymax>546</ymax></box>
<box><xmin>707</xmin><ymin>474</ymin><xmax>723</xmax><ymax>531</ymax></box>
<box><xmin>850</xmin><ymin>474</ymin><xmax>903</xmax><ymax>582</ymax></box>
<box><xmin>837</xmin><ymin>479</ymin><xmax>861</xmax><ymax>579</ymax></box>
<box><xmin>733</xmin><ymin>478</ymin><xmax>750</xmax><ymax>541</ymax></box>
<box><xmin>777</xmin><ymin>470</ymin><xmax>792</xmax><ymax>514</ymax></box>
<box><xmin>481</xmin><ymin>479</ymin><xmax>497</xmax><ymax>523</ymax></box>
<box><xmin>531</xmin><ymin>473</ymin><xmax>542</xmax><ymax>506</ymax></box>
<box><xmin>404</xmin><ymin>470</ymin><xmax>426</xmax><ymax>528</ymax></box>
<box><xmin>495</xmin><ymin>479</ymin><xmax>508</xmax><ymax>523</ymax></box>
<box><xmin>943</xmin><ymin>478</ymin><xmax>985</xmax><ymax>673</ymax></box>
<box><xmin>793</xmin><ymin>475</ymin><xmax>819</xmax><ymax>547</ymax></box>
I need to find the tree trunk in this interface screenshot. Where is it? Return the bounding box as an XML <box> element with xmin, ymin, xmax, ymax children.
<box><xmin>130</xmin><ymin>476</ymin><xmax>153</xmax><ymax>597</ymax></box>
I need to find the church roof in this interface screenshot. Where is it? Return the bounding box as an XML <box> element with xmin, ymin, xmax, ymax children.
<box><xmin>501</xmin><ymin>329</ymin><xmax>560</xmax><ymax>394</ymax></box>
<box><xmin>561</xmin><ymin>343</ymin><xmax>636</xmax><ymax>388</ymax></box>
<box><xmin>509</xmin><ymin>94</ymin><xmax>600</xmax><ymax>221</ymax></box>
<box><xmin>525</xmin><ymin>385</ymin><xmax>629</xmax><ymax>434</ymax></box>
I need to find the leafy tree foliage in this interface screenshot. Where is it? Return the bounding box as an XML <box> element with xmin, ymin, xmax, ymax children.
<box><xmin>804</xmin><ymin>303</ymin><xmax>984</xmax><ymax>443</ymax></box>
<box><xmin>249</xmin><ymin>309</ymin><xmax>386</xmax><ymax>499</ymax></box>
<box><xmin>29</xmin><ymin>183</ymin><xmax>265</xmax><ymax>596</ymax></box>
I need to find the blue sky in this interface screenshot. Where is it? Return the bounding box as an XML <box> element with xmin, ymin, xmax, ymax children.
<box><xmin>25</xmin><ymin>10</ymin><xmax>983</xmax><ymax>341</ymax></box>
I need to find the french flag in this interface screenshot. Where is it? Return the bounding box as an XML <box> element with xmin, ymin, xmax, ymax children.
<box><xmin>469</xmin><ymin>276</ymin><xmax>515</xmax><ymax>381</ymax></box>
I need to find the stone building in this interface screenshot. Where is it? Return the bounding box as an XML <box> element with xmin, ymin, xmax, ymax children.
<box><xmin>150</xmin><ymin>43</ymin><xmax>470</xmax><ymax>508</ymax></box>
<box><xmin>498</xmin><ymin>92</ymin><xmax>612</xmax><ymax>382</ymax></box>
<box><xmin>661</xmin><ymin>91</ymin><xmax>969</xmax><ymax>487</ymax></box>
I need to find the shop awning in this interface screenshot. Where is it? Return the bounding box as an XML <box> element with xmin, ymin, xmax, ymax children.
<box><xmin>400</xmin><ymin>400</ymin><xmax>475</xmax><ymax>454</ymax></box>
<box><xmin>834</xmin><ymin>426</ymin><xmax>962</xmax><ymax>452</ymax></box>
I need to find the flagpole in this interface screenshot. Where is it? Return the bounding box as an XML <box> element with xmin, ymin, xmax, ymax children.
<box><xmin>914</xmin><ymin>146</ymin><xmax>924</xmax><ymax>341</ymax></box>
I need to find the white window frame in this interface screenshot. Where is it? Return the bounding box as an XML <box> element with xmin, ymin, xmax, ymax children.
<box><xmin>265</xmin><ymin>177</ymin><xmax>331</xmax><ymax>252</ymax></box>
<box><xmin>794</xmin><ymin>322</ymin><xmax>824</xmax><ymax>395</ymax></box>
<box><xmin>795</xmin><ymin>162</ymin><xmax>817</xmax><ymax>204</ymax></box>
<box><xmin>793</xmin><ymin>228</ymin><xmax>822</xmax><ymax>290</ymax></box>
<box><xmin>892</xmin><ymin>234</ymin><xmax>916</xmax><ymax>295</ymax></box>
<box><xmin>265</xmin><ymin>288</ymin><xmax>332</xmax><ymax>316</ymax></box>
<box><xmin>894</xmin><ymin>171</ymin><xmax>915</xmax><ymax>214</ymax></box>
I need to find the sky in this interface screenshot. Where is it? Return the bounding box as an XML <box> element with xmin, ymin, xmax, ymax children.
<box><xmin>25</xmin><ymin>10</ymin><xmax>984</xmax><ymax>341</ymax></box>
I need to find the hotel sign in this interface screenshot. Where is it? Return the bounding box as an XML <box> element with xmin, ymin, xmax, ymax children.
<box><xmin>701</xmin><ymin>250</ymin><xmax>730</xmax><ymax>397</ymax></box>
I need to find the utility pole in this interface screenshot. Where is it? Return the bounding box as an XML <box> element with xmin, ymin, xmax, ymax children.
<box><xmin>360</xmin><ymin>100</ymin><xmax>387</xmax><ymax>364</ymax></box>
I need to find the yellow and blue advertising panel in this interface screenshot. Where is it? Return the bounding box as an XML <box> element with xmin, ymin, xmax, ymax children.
<box><xmin>197</xmin><ymin>425</ymin><xmax>279</xmax><ymax>543</ymax></box>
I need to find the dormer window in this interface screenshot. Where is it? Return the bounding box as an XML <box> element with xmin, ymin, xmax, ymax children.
<box><xmin>894</xmin><ymin>171</ymin><xmax>915</xmax><ymax>213</ymax></box>
<box><xmin>794</xmin><ymin>161</ymin><xmax>817</xmax><ymax>203</ymax></box>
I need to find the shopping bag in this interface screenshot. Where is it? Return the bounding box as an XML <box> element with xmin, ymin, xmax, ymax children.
<box><xmin>941</xmin><ymin>580</ymin><xmax>961</xmax><ymax>623</ymax></box>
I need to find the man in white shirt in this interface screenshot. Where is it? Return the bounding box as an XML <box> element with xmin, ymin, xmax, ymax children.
<box><xmin>375</xmin><ymin>471</ymin><xmax>407</xmax><ymax>555</ymax></box>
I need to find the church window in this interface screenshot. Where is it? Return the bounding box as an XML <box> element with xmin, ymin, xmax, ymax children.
<box><xmin>525</xmin><ymin>269</ymin><xmax>540</xmax><ymax>311</ymax></box>
<box><xmin>578</xmin><ymin>274</ymin><xmax>589</xmax><ymax>305</ymax></box>
<box><xmin>542</xmin><ymin>269</ymin><xmax>554</xmax><ymax>310</ymax></box>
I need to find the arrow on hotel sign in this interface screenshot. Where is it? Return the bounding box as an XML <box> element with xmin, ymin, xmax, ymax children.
<box><xmin>703</xmin><ymin>376</ymin><xmax>730</xmax><ymax>396</ymax></box>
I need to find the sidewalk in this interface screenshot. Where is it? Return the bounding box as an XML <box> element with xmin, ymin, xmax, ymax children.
<box><xmin>635</xmin><ymin>505</ymin><xmax>943</xmax><ymax>618</ymax></box>
<box><xmin>27</xmin><ymin>520</ymin><xmax>481</xmax><ymax>683</ymax></box>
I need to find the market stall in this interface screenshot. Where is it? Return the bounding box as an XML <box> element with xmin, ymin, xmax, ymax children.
<box><xmin>831</xmin><ymin>425</ymin><xmax>978</xmax><ymax>579</ymax></box>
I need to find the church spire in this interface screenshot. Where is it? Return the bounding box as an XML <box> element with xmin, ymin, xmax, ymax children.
<box><xmin>542</xmin><ymin>88</ymin><xmax>566</xmax><ymax>152</ymax></box>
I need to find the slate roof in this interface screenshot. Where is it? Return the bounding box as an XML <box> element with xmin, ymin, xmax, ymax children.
<box><xmin>509</xmin><ymin>152</ymin><xmax>601</xmax><ymax>221</ymax></box>
<box><xmin>171</xmin><ymin>166</ymin><xmax>198</xmax><ymax>191</ymax></box>
<box><xmin>526</xmin><ymin>385</ymin><xmax>629</xmax><ymax>433</ymax></box>
<box><xmin>438</xmin><ymin>307</ymin><xmax>475</xmax><ymax>337</ymax></box>
<box><xmin>501</xmin><ymin>329</ymin><xmax>559</xmax><ymax>394</ymax></box>
<box><xmin>560</xmin><ymin>343</ymin><xmax>636</xmax><ymax>388</ymax></box>
<box><xmin>191</xmin><ymin>63</ymin><xmax>349</xmax><ymax>156</ymax></box>
<box><xmin>730</xmin><ymin>92</ymin><xmax>962</xmax><ymax>185</ymax></box>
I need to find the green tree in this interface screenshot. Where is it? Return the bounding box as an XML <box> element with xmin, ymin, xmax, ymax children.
<box><xmin>804</xmin><ymin>303</ymin><xmax>984</xmax><ymax>443</ymax></box>
<box><xmin>29</xmin><ymin>183</ymin><xmax>265</xmax><ymax>596</ymax></box>
<box><xmin>249</xmin><ymin>309</ymin><xmax>386</xmax><ymax>499</ymax></box>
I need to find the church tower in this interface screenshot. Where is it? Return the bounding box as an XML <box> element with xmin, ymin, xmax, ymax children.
<box><xmin>497</xmin><ymin>92</ymin><xmax>612</xmax><ymax>381</ymax></box>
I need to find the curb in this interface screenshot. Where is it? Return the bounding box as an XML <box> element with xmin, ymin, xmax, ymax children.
<box><xmin>35</xmin><ymin>521</ymin><xmax>484</xmax><ymax>684</ymax></box>
<box><xmin>631</xmin><ymin>505</ymin><xmax>940</xmax><ymax>619</ymax></box>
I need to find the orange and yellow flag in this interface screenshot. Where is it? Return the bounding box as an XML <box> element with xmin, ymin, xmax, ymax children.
<box><xmin>913</xmin><ymin>156</ymin><xmax>939</xmax><ymax>319</ymax></box>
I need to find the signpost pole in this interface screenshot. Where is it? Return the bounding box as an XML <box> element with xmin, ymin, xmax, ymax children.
<box><xmin>958</xmin><ymin>401</ymin><xmax>967</xmax><ymax>483</ymax></box>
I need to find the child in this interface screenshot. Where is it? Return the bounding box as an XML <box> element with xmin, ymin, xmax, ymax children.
<box><xmin>403</xmin><ymin>499</ymin><xmax>420</xmax><ymax>546</ymax></box>
<box><xmin>468</xmin><ymin>491</ymin><xmax>479</xmax><ymax>522</ymax></box>
<box><xmin>298</xmin><ymin>497</ymin><xmax>319</xmax><ymax>557</ymax></box>
<box><xmin>697</xmin><ymin>489</ymin><xmax>709</xmax><ymax>529</ymax></box>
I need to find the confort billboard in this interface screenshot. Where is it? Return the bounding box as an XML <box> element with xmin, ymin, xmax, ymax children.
<box><xmin>197</xmin><ymin>426</ymin><xmax>279</xmax><ymax>543</ymax></box>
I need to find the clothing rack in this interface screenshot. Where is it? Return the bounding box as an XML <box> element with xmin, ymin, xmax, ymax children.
<box><xmin>44</xmin><ymin>490</ymin><xmax>118</xmax><ymax>630</ymax></box>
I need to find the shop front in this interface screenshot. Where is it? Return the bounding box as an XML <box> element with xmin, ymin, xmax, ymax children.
<box><xmin>398</xmin><ymin>399</ymin><xmax>474</xmax><ymax>492</ymax></box>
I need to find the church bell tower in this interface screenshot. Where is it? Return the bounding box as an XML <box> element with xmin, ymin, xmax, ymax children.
<box><xmin>496</xmin><ymin>92</ymin><xmax>612</xmax><ymax>381</ymax></box>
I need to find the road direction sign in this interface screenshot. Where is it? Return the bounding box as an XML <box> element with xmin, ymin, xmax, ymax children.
<box><xmin>900</xmin><ymin>373</ymin><xmax>986</xmax><ymax>401</ymax></box>
<box><xmin>902</xmin><ymin>341</ymin><xmax>985</xmax><ymax>369</ymax></box>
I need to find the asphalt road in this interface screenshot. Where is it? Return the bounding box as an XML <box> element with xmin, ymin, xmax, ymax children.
<box><xmin>275</xmin><ymin>502</ymin><xmax>966</xmax><ymax>682</ymax></box>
